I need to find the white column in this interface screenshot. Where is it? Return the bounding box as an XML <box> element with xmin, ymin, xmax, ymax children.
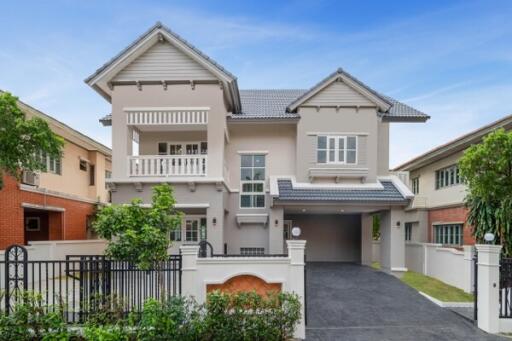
<box><xmin>268</xmin><ymin>207</ymin><xmax>284</xmax><ymax>254</ymax></box>
<box><xmin>379</xmin><ymin>208</ymin><xmax>407</xmax><ymax>277</ymax></box>
<box><xmin>476</xmin><ymin>244</ymin><xmax>502</xmax><ymax>334</ymax></box>
<box><xmin>463</xmin><ymin>245</ymin><xmax>475</xmax><ymax>293</ymax></box>
<box><xmin>361</xmin><ymin>214</ymin><xmax>373</xmax><ymax>266</ymax></box>
<box><xmin>180</xmin><ymin>245</ymin><xmax>200</xmax><ymax>298</ymax></box>
<box><xmin>287</xmin><ymin>240</ymin><xmax>306</xmax><ymax>340</ymax></box>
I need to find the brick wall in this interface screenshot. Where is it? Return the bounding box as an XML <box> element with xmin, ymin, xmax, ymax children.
<box><xmin>0</xmin><ymin>175</ymin><xmax>95</xmax><ymax>250</ymax></box>
<box><xmin>428</xmin><ymin>205</ymin><xmax>475</xmax><ymax>245</ymax></box>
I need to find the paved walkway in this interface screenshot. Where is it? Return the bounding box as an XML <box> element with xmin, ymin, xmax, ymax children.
<box><xmin>305</xmin><ymin>262</ymin><xmax>505</xmax><ymax>341</ymax></box>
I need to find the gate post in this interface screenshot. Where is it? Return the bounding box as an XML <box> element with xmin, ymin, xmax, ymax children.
<box><xmin>287</xmin><ymin>240</ymin><xmax>306</xmax><ymax>340</ymax></box>
<box><xmin>476</xmin><ymin>244</ymin><xmax>501</xmax><ymax>333</ymax></box>
<box><xmin>180</xmin><ymin>245</ymin><xmax>200</xmax><ymax>298</ymax></box>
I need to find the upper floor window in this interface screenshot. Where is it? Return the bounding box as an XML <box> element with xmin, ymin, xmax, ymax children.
<box><xmin>89</xmin><ymin>164</ymin><xmax>95</xmax><ymax>186</ymax></box>
<box><xmin>158</xmin><ymin>142</ymin><xmax>207</xmax><ymax>155</ymax></box>
<box><xmin>317</xmin><ymin>136</ymin><xmax>357</xmax><ymax>164</ymax></box>
<box><xmin>411</xmin><ymin>177</ymin><xmax>419</xmax><ymax>194</ymax></box>
<box><xmin>435</xmin><ymin>165</ymin><xmax>461</xmax><ymax>190</ymax></box>
<box><xmin>39</xmin><ymin>151</ymin><xmax>61</xmax><ymax>175</ymax></box>
<box><xmin>434</xmin><ymin>223</ymin><xmax>463</xmax><ymax>245</ymax></box>
<box><xmin>240</xmin><ymin>154</ymin><xmax>265</xmax><ymax>208</ymax></box>
<box><xmin>105</xmin><ymin>170</ymin><xmax>112</xmax><ymax>190</ymax></box>
<box><xmin>405</xmin><ymin>222</ymin><xmax>413</xmax><ymax>241</ymax></box>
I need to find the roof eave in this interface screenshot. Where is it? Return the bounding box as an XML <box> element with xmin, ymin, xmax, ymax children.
<box><xmin>382</xmin><ymin>115</ymin><xmax>430</xmax><ymax>123</ymax></box>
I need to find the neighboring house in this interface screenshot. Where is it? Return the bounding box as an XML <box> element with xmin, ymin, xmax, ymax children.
<box><xmin>0</xmin><ymin>92</ymin><xmax>112</xmax><ymax>250</ymax></box>
<box><xmin>394</xmin><ymin>114</ymin><xmax>512</xmax><ymax>246</ymax></box>
<box><xmin>87</xmin><ymin>22</ymin><xmax>428</xmax><ymax>274</ymax></box>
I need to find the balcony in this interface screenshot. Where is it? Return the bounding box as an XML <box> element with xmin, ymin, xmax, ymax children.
<box><xmin>128</xmin><ymin>155</ymin><xmax>207</xmax><ymax>177</ymax></box>
<box><xmin>125</xmin><ymin>107</ymin><xmax>208</xmax><ymax>131</ymax></box>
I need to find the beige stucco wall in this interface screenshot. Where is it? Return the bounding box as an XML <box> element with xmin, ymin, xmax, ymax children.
<box><xmin>295</xmin><ymin>107</ymin><xmax>382</xmax><ymax>183</ymax></box>
<box><xmin>225</xmin><ymin>124</ymin><xmax>296</xmax><ymax>190</ymax></box>
<box><xmin>110</xmin><ymin>84</ymin><xmax>228</xmax><ymax>180</ymax></box>
<box><xmin>409</xmin><ymin>151</ymin><xmax>467</xmax><ymax>208</ymax></box>
<box><xmin>38</xmin><ymin>142</ymin><xmax>111</xmax><ymax>202</ymax></box>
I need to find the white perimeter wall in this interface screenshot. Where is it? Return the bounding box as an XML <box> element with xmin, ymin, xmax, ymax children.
<box><xmin>405</xmin><ymin>242</ymin><xmax>474</xmax><ymax>293</ymax></box>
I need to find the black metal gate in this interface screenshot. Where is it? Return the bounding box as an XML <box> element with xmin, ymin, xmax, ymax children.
<box><xmin>1</xmin><ymin>245</ymin><xmax>182</xmax><ymax>322</ymax></box>
<box><xmin>499</xmin><ymin>257</ymin><xmax>512</xmax><ymax>318</ymax></box>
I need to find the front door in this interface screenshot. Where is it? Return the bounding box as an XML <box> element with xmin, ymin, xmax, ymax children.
<box><xmin>283</xmin><ymin>220</ymin><xmax>292</xmax><ymax>253</ymax></box>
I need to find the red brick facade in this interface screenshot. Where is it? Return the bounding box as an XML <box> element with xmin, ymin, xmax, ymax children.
<box><xmin>428</xmin><ymin>205</ymin><xmax>475</xmax><ymax>245</ymax></box>
<box><xmin>0</xmin><ymin>175</ymin><xmax>95</xmax><ymax>250</ymax></box>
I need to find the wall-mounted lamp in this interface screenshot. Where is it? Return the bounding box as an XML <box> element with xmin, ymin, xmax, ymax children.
<box><xmin>396</xmin><ymin>221</ymin><xmax>401</xmax><ymax>228</ymax></box>
<box><xmin>275</xmin><ymin>219</ymin><xmax>279</xmax><ymax>227</ymax></box>
<box><xmin>212</xmin><ymin>218</ymin><xmax>217</xmax><ymax>226</ymax></box>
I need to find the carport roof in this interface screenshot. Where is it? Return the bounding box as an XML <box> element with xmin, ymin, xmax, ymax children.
<box><xmin>274</xmin><ymin>179</ymin><xmax>409</xmax><ymax>204</ymax></box>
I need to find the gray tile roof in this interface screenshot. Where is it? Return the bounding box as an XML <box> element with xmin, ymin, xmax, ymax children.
<box><xmin>229</xmin><ymin>86</ymin><xmax>428</xmax><ymax>121</ymax></box>
<box><xmin>232</xmin><ymin>89</ymin><xmax>305</xmax><ymax>119</ymax></box>
<box><xmin>274</xmin><ymin>179</ymin><xmax>408</xmax><ymax>203</ymax></box>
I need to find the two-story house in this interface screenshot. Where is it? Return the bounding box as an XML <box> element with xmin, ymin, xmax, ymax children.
<box><xmin>88</xmin><ymin>22</ymin><xmax>428</xmax><ymax>275</ymax></box>
<box><xmin>0</xmin><ymin>91</ymin><xmax>112</xmax><ymax>250</ymax></box>
<box><xmin>395</xmin><ymin>114</ymin><xmax>512</xmax><ymax>247</ymax></box>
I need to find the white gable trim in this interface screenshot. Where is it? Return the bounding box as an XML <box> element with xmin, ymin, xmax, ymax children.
<box><xmin>287</xmin><ymin>72</ymin><xmax>391</xmax><ymax>112</ymax></box>
<box><xmin>88</xmin><ymin>29</ymin><xmax>232</xmax><ymax>88</ymax></box>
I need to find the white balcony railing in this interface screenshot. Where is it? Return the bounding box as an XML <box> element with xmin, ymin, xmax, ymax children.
<box><xmin>128</xmin><ymin>155</ymin><xmax>207</xmax><ymax>177</ymax></box>
<box><xmin>126</xmin><ymin>108</ymin><xmax>208</xmax><ymax>126</ymax></box>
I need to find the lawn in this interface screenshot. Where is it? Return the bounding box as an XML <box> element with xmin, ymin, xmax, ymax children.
<box><xmin>371</xmin><ymin>262</ymin><xmax>473</xmax><ymax>302</ymax></box>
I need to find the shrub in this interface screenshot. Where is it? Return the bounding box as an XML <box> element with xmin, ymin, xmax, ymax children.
<box><xmin>0</xmin><ymin>292</ymin><xmax>76</xmax><ymax>341</ymax></box>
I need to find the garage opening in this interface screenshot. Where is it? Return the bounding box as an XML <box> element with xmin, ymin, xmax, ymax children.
<box><xmin>285</xmin><ymin>214</ymin><xmax>361</xmax><ymax>262</ymax></box>
<box><xmin>24</xmin><ymin>208</ymin><xmax>63</xmax><ymax>244</ymax></box>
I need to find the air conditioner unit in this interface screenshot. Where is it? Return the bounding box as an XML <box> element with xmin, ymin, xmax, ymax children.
<box><xmin>22</xmin><ymin>171</ymin><xmax>39</xmax><ymax>186</ymax></box>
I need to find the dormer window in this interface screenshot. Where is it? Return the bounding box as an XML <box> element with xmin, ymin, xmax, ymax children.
<box><xmin>317</xmin><ymin>136</ymin><xmax>357</xmax><ymax>164</ymax></box>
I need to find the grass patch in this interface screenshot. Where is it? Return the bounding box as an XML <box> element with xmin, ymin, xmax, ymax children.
<box><xmin>371</xmin><ymin>262</ymin><xmax>473</xmax><ymax>302</ymax></box>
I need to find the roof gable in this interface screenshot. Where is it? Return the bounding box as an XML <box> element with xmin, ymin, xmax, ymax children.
<box><xmin>113</xmin><ymin>41</ymin><xmax>217</xmax><ymax>82</ymax></box>
<box><xmin>303</xmin><ymin>80</ymin><xmax>375</xmax><ymax>107</ymax></box>
<box><xmin>287</xmin><ymin>69</ymin><xmax>392</xmax><ymax>112</ymax></box>
<box><xmin>85</xmin><ymin>22</ymin><xmax>240</xmax><ymax>111</ymax></box>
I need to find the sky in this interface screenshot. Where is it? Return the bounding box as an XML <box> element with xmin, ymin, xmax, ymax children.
<box><xmin>1</xmin><ymin>0</ymin><xmax>512</xmax><ymax>167</ymax></box>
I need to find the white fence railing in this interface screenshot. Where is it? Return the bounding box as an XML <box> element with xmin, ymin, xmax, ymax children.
<box><xmin>126</xmin><ymin>109</ymin><xmax>208</xmax><ymax>125</ymax></box>
<box><xmin>128</xmin><ymin>155</ymin><xmax>207</xmax><ymax>177</ymax></box>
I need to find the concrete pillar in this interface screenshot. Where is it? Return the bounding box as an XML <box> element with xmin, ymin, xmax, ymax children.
<box><xmin>361</xmin><ymin>213</ymin><xmax>373</xmax><ymax>266</ymax></box>
<box><xmin>206</xmin><ymin>195</ymin><xmax>224</xmax><ymax>254</ymax></box>
<box><xmin>180</xmin><ymin>244</ymin><xmax>200</xmax><ymax>298</ymax></box>
<box><xmin>463</xmin><ymin>245</ymin><xmax>475</xmax><ymax>293</ymax></box>
<box><xmin>268</xmin><ymin>207</ymin><xmax>284</xmax><ymax>254</ymax></box>
<box><xmin>286</xmin><ymin>240</ymin><xmax>306</xmax><ymax>340</ymax></box>
<box><xmin>476</xmin><ymin>244</ymin><xmax>502</xmax><ymax>334</ymax></box>
<box><xmin>379</xmin><ymin>208</ymin><xmax>407</xmax><ymax>277</ymax></box>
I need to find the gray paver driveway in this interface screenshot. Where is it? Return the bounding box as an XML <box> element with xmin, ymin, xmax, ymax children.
<box><xmin>305</xmin><ymin>262</ymin><xmax>505</xmax><ymax>341</ymax></box>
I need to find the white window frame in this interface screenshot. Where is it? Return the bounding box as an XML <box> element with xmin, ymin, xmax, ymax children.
<box><xmin>435</xmin><ymin>164</ymin><xmax>461</xmax><ymax>190</ymax></box>
<box><xmin>39</xmin><ymin>151</ymin><xmax>61</xmax><ymax>175</ymax></box>
<box><xmin>434</xmin><ymin>223</ymin><xmax>463</xmax><ymax>245</ymax></box>
<box><xmin>411</xmin><ymin>177</ymin><xmax>419</xmax><ymax>194</ymax></box>
<box><xmin>171</xmin><ymin>215</ymin><xmax>207</xmax><ymax>243</ymax></box>
<box><xmin>240</xmin><ymin>154</ymin><xmax>266</xmax><ymax>209</ymax></box>
<box><xmin>25</xmin><ymin>217</ymin><xmax>41</xmax><ymax>231</ymax></box>
<box><xmin>405</xmin><ymin>222</ymin><xmax>413</xmax><ymax>241</ymax></box>
<box><xmin>317</xmin><ymin>135</ymin><xmax>357</xmax><ymax>165</ymax></box>
<box><xmin>240</xmin><ymin>247</ymin><xmax>265</xmax><ymax>256</ymax></box>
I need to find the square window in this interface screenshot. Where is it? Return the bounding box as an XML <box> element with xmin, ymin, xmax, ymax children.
<box><xmin>347</xmin><ymin>150</ymin><xmax>356</xmax><ymax>164</ymax></box>
<box><xmin>253</xmin><ymin>168</ymin><xmax>265</xmax><ymax>180</ymax></box>
<box><xmin>242</xmin><ymin>183</ymin><xmax>253</xmax><ymax>192</ymax></box>
<box><xmin>25</xmin><ymin>217</ymin><xmax>40</xmax><ymax>231</ymax></box>
<box><xmin>254</xmin><ymin>155</ymin><xmax>265</xmax><ymax>167</ymax></box>
<box><xmin>241</xmin><ymin>168</ymin><xmax>252</xmax><ymax>181</ymax></box>
<box><xmin>241</xmin><ymin>195</ymin><xmax>252</xmax><ymax>208</ymax></box>
<box><xmin>158</xmin><ymin>142</ymin><xmax>167</xmax><ymax>155</ymax></box>
<box><xmin>241</xmin><ymin>155</ymin><xmax>253</xmax><ymax>167</ymax></box>
<box><xmin>255</xmin><ymin>195</ymin><xmax>265</xmax><ymax>207</ymax></box>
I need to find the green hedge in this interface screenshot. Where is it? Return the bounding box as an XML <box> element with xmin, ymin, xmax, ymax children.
<box><xmin>0</xmin><ymin>291</ymin><xmax>301</xmax><ymax>341</ymax></box>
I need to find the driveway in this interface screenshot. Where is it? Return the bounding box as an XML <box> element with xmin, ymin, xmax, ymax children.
<box><xmin>306</xmin><ymin>262</ymin><xmax>505</xmax><ymax>341</ymax></box>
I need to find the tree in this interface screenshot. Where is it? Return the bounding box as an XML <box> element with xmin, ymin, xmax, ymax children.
<box><xmin>0</xmin><ymin>92</ymin><xmax>64</xmax><ymax>189</ymax></box>
<box><xmin>93</xmin><ymin>183</ymin><xmax>182</xmax><ymax>269</ymax></box>
<box><xmin>459</xmin><ymin>128</ymin><xmax>512</xmax><ymax>255</ymax></box>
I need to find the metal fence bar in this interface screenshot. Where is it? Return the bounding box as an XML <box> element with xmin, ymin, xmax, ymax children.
<box><xmin>499</xmin><ymin>257</ymin><xmax>512</xmax><ymax>318</ymax></box>
<box><xmin>0</xmin><ymin>246</ymin><xmax>182</xmax><ymax>324</ymax></box>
